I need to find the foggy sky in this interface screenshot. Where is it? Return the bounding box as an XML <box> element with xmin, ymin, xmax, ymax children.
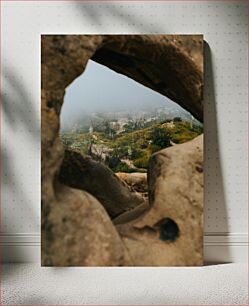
<box><xmin>60</xmin><ymin>60</ymin><xmax>186</xmax><ymax>129</ymax></box>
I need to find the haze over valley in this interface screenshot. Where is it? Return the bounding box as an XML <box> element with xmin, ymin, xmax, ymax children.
<box><xmin>60</xmin><ymin>60</ymin><xmax>198</xmax><ymax>132</ymax></box>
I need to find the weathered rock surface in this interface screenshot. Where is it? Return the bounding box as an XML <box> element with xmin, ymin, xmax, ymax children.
<box><xmin>92</xmin><ymin>35</ymin><xmax>203</xmax><ymax>122</ymax></box>
<box><xmin>117</xmin><ymin>135</ymin><xmax>203</xmax><ymax>266</ymax></box>
<box><xmin>59</xmin><ymin>149</ymin><xmax>146</xmax><ymax>219</ymax></box>
<box><xmin>41</xmin><ymin>35</ymin><xmax>203</xmax><ymax>266</ymax></box>
<box><xmin>42</xmin><ymin>184</ymin><xmax>131</xmax><ymax>266</ymax></box>
<box><xmin>115</xmin><ymin>172</ymin><xmax>148</xmax><ymax>195</ymax></box>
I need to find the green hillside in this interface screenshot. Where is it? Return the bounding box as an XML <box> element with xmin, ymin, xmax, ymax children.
<box><xmin>60</xmin><ymin>119</ymin><xmax>203</xmax><ymax>173</ymax></box>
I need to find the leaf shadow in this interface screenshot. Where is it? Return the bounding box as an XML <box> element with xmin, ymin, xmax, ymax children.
<box><xmin>1</xmin><ymin>65</ymin><xmax>39</xmax><ymax>234</ymax></box>
<box><xmin>74</xmin><ymin>2</ymin><xmax>166</xmax><ymax>34</ymax></box>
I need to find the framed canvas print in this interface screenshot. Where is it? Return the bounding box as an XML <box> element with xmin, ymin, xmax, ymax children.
<box><xmin>41</xmin><ymin>34</ymin><xmax>203</xmax><ymax>266</ymax></box>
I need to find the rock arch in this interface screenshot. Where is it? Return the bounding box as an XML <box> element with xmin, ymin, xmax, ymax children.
<box><xmin>41</xmin><ymin>35</ymin><xmax>203</xmax><ymax>266</ymax></box>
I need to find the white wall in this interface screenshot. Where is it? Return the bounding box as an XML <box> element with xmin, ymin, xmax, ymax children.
<box><xmin>1</xmin><ymin>1</ymin><xmax>248</xmax><ymax>263</ymax></box>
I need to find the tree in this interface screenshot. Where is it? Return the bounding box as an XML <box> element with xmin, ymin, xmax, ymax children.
<box><xmin>173</xmin><ymin>117</ymin><xmax>182</xmax><ymax>122</ymax></box>
<box><xmin>151</xmin><ymin>127</ymin><xmax>171</xmax><ymax>148</ymax></box>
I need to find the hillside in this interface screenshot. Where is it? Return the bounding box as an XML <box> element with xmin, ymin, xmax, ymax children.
<box><xmin>60</xmin><ymin>119</ymin><xmax>203</xmax><ymax>173</ymax></box>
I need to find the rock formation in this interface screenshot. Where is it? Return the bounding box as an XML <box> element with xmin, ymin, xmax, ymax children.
<box><xmin>41</xmin><ymin>35</ymin><xmax>203</xmax><ymax>266</ymax></box>
<box><xmin>92</xmin><ymin>35</ymin><xmax>203</xmax><ymax>122</ymax></box>
<box><xmin>115</xmin><ymin>172</ymin><xmax>148</xmax><ymax>196</ymax></box>
<box><xmin>117</xmin><ymin>135</ymin><xmax>203</xmax><ymax>266</ymax></box>
<box><xmin>42</xmin><ymin>184</ymin><xmax>131</xmax><ymax>266</ymax></box>
<box><xmin>59</xmin><ymin>149</ymin><xmax>147</xmax><ymax>219</ymax></box>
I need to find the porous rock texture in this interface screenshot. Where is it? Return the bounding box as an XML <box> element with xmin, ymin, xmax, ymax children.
<box><xmin>117</xmin><ymin>135</ymin><xmax>203</xmax><ymax>266</ymax></box>
<box><xmin>41</xmin><ymin>35</ymin><xmax>203</xmax><ymax>266</ymax></box>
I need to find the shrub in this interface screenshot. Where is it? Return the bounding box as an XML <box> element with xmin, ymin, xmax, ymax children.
<box><xmin>173</xmin><ymin>117</ymin><xmax>182</xmax><ymax>122</ymax></box>
<box><xmin>134</xmin><ymin>155</ymin><xmax>149</xmax><ymax>168</ymax></box>
<box><xmin>106</xmin><ymin>155</ymin><xmax>121</xmax><ymax>169</ymax></box>
<box><xmin>151</xmin><ymin>127</ymin><xmax>171</xmax><ymax>148</ymax></box>
<box><xmin>148</xmin><ymin>144</ymin><xmax>161</xmax><ymax>154</ymax></box>
<box><xmin>114</xmin><ymin>162</ymin><xmax>132</xmax><ymax>173</ymax></box>
<box><xmin>131</xmin><ymin>149</ymin><xmax>143</xmax><ymax>159</ymax></box>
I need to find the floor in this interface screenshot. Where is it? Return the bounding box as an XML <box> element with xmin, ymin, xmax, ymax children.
<box><xmin>3</xmin><ymin>263</ymin><xmax>248</xmax><ymax>305</ymax></box>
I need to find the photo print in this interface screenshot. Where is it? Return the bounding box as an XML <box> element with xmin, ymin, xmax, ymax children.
<box><xmin>41</xmin><ymin>35</ymin><xmax>204</xmax><ymax>266</ymax></box>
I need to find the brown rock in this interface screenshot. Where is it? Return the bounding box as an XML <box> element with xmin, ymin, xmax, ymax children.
<box><xmin>116</xmin><ymin>172</ymin><xmax>148</xmax><ymax>192</ymax></box>
<box><xmin>117</xmin><ymin>135</ymin><xmax>203</xmax><ymax>266</ymax></box>
<box><xmin>59</xmin><ymin>149</ymin><xmax>146</xmax><ymax>219</ymax></box>
<box><xmin>41</xmin><ymin>35</ymin><xmax>203</xmax><ymax>266</ymax></box>
<box><xmin>93</xmin><ymin>35</ymin><xmax>203</xmax><ymax>122</ymax></box>
<box><xmin>42</xmin><ymin>184</ymin><xmax>131</xmax><ymax>266</ymax></box>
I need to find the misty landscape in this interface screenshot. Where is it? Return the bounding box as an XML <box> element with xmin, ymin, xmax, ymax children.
<box><xmin>60</xmin><ymin>60</ymin><xmax>203</xmax><ymax>175</ymax></box>
<box><xmin>61</xmin><ymin>60</ymin><xmax>200</xmax><ymax>132</ymax></box>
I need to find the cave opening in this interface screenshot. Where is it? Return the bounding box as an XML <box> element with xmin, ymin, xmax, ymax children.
<box><xmin>60</xmin><ymin>59</ymin><xmax>201</xmax><ymax>177</ymax></box>
<box><xmin>59</xmin><ymin>60</ymin><xmax>202</xmax><ymax>213</ymax></box>
<box><xmin>59</xmin><ymin>59</ymin><xmax>203</xmax><ymax>217</ymax></box>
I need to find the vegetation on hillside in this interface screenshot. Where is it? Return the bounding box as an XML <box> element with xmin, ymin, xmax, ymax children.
<box><xmin>60</xmin><ymin>118</ymin><xmax>203</xmax><ymax>173</ymax></box>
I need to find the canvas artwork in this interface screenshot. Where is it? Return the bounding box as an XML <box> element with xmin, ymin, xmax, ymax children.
<box><xmin>41</xmin><ymin>35</ymin><xmax>204</xmax><ymax>266</ymax></box>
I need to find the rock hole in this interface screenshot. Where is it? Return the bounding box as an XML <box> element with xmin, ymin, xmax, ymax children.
<box><xmin>158</xmin><ymin>218</ymin><xmax>179</xmax><ymax>242</ymax></box>
<box><xmin>195</xmin><ymin>165</ymin><xmax>203</xmax><ymax>173</ymax></box>
<box><xmin>47</xmin><ymin>100</ymin><xmax>55</xmax><ymax>108</ymax></box>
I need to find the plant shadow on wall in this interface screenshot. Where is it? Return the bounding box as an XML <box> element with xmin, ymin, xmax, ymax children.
<box><xmin>74</xmin><ymin>2</ymin><xmax>165</xmax><ymax>33</ymax></box>
<box><xmin>41</xmin><ymin>35</ymin><xmax>204</xmax><ymax>266</ymax></box>
<box><xmin>1</xmin><ymin>66</ymin><xmax>39</xmax><ymax>269</ymax></box>
<box><xmin>2</xmin><ymin>67</ymin><xmax>39</xmax><ymax>232</ymax></box>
